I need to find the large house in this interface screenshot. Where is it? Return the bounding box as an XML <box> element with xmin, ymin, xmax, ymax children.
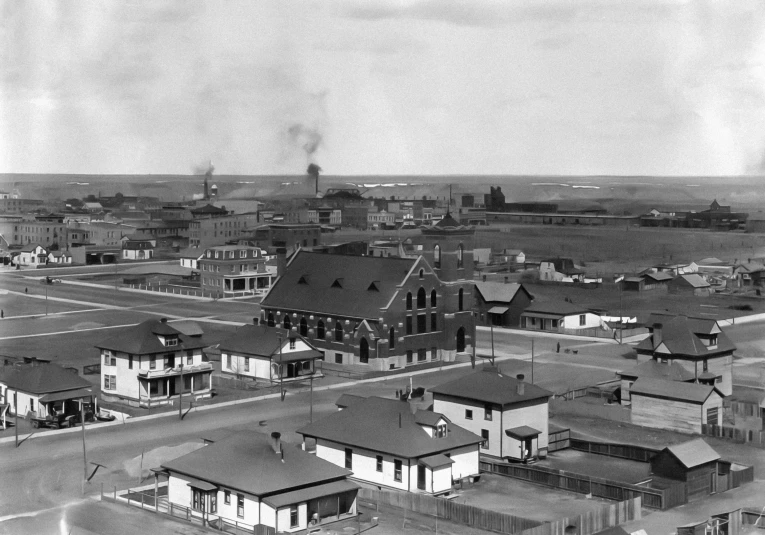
<box><xmin>617</xmin><ymin>360</ymin><xmax>695</xmax><ymax>406</ymax></box>
<box><xmin>121</xmin><ymin>234</ymin><xmax>155</xmax><ymax>260</ymax></box>
<box><xmin>160</xmin><ymin>431</ymin><xmax>359</xmax><ymax>533</ymax></box>
<box><xmin>218</xmin><ymin>323</ymin><xmax>323</xmax><ymax>382</ymax></box>
<box><xmin>430</xmin><ymin>367</ymin><xmax>553</xmax><ymax>462</ymax></box>
<box><xmin>0</xmin><ymin>362</ymin><xmax>96</xmax><ymax>422</ymax></box>
<box><xmin>199</xmin><ymin>245</ymin><xmax>276</xmax><ymax>298</ymax></box>
<box><xmin>635</xmin><ymin>314</ymin><xmax>735</xmax><ymax>396</ymax></box>
<box><xmin>95</xmin><ymin>318</ymin><xmax>213</xmax><ymax>407</ymax></box>
<box><xmin>261</xmin><ymin>215</ymin><xmax>475</xmax><ymax>371</ymax></box>
<box><xmin>16</xmin><ymin>243</ymin><xmax>48</xmax><ymax>266</ymax></box>
<box><xmin>297</xmin><ymin>396</ymin><xmax>482</xmax><ymax>495</ymax></box>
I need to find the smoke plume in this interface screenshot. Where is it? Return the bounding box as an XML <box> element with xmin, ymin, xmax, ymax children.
<box><xmin>287</xmin><ymin>123</ymin><xmax>323</xmax><ymax>159</ymax></box>
<box><xmin>193</xmin><ymin>160</ymin><xmax>215</xmax><ymax>177</ymax></box>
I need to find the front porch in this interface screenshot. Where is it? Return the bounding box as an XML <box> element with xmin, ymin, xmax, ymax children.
<box><xmin>222</xmin><ymin>270</ymin><xmax>276</xmax><ymax>297</ymax></box>
<box><xmin>137</xmin><ymin>363</ymin><xmax>213</xmax><ymax>408</ymax></box>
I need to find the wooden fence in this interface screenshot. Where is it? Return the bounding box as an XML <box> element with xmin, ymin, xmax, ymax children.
<box><xmin>731</xmin><ymin>465</ymin><xmax>755</xmax><ymax>488</ymax></box>
<box><xmin>548</xmin><ymin>428</ymin><xmax>571</xmax><ymax>453</ymax></box>
<box><xmin>358</xmin><ymin>488</ymin><xmax>542</xmax><ymax>534</ymax></box>
<box><xmin>570</xmin><ymin>438</ymin><xmax>658</xmax><ymax>463</ymax></box>
<box><xmin>515</xmin><ymin>498</ymin><xmax>641</xmax><ymax>535</ymax></box>
<box><xmin>480</xmin><ymin>459</ymin><xmax>686</xmax><ymax>510</ymax></box>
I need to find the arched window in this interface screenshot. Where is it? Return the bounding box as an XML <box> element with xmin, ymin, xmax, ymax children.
<box><xmin>419</xmin><ymin>269</ymin><xmax>424</xmax><ymax>280</ymax></box>
<box><xmin>359</xmin><ymin>338</ymin><xmax>369</xmax><ymax>364</ymax></box>
<box><xmin>299</xmin><ymin>317</ymin><xmax>308</xmax><ymax>337</ymax></box>
<box><xmin>267</xmin><ymin>313</ymin><xmax>275</xmax><ymax>327</ymax></box>
<box><xmin>334</xmin><ymin>322</ymin><xmax>343</xmax><ymax>342</ymax></box>
<box><xmin>433</xmin><ymin>245</ymin><xmax>441</xmax><ymax>268</ymax></box>
<box><xmin>431</xmin><ymin>289</ymin><xmax>437</xmax><ymax>307</ymax></box>
<box><xmin>458</xmin><ymin>288</ymin><xmax>464</xmax><ymax>311</ymax></box>
<box><xmin>457</xmin><ymin>243</ymin><xmax>464</xmax><ymax>269</ymax></box>
<box><xmin>283</xmin><ymin>315</ymin><xmax>292</xmax><ymax>330</ymax></box>
<box><xmin>389</xmin><ymin>327</ymin><xmax>396</xmax><ymax>349</ymax></box>
<box><xmin>317</xmin><ymin>320</ymin><xmax>325</xmax><ymax>339</ymax></box>
<box><xmin>456</xmin><ymin>327</ymin><xmax>466</xmax><ymax>353</ymax></box>
<box><xmin>406</xmin><ymin>292</ymin><xmax>412</xmax><ymax>310</ymax></box>
<box><xmin>417</xmin><ymin>287</ymin><xmax>426</xmax><ymax>309</ymax></box>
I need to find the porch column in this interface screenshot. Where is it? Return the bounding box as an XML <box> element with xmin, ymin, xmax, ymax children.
<box><xmin>154</xmin><ymin>473</ymin><xmax>159</xmax><ymax>512</ymax></box>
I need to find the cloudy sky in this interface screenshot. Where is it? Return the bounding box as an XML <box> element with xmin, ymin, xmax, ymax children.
<box><xmin>1</xmin><ymin>0</ymin><xmax>764</xmax><ymax>176</ymax></box>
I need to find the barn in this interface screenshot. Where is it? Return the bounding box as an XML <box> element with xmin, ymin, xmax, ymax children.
<box><xmin>630</xmin><ymin>378</ymin><xmax>723</xmax><ymax>434</ymax></box>
<box><xmin>650</xmin><ymin>439</ymin><xmax>721</xmax><ymax>501</ymax></box>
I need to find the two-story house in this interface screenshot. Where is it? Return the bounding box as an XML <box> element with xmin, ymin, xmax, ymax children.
<box><xmin>297</xmin><ymin>396</ymin><xmax>482</xmax><ymax>495</ymax></box>
<box><xmin>199</xmin><ymin>245</ymin><xmax>276</xmax><ymax>297</ymax></box>
<box><xmin>95</xmin><ymin>318</ymin><xmax>212</xmax><ymax>408</ymax></box>
<box><xmin>218</xmin><ymin>323</ymin><xmax>323</xmax><ymax>382</ymax></box>
<box><xmin>16</xmin><ymin>243</ymin><xmax>48</xmax><ymax>266</ymax></box>
<box><xmin>430</xmin><ymin>367</ymin><xmax>553</xmax><ymax>462</ymax></box>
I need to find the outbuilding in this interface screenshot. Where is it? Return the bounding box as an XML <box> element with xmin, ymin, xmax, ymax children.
<box><xmin>649</xmin><ymin>438</ymin><xmax>721</xmax><ymax>500</ymax></box>
<box><xmin>630</xmin><ymin>378</ymin><xmax>723</xmax><ymax>434</ymax></box>
<box><xmin>668</xmin><ymin>274</ymin><xmax>712</xmax><ymax>296</ymax></box>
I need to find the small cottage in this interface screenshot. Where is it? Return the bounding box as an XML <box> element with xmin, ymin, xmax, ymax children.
<box><xmin>474</xmin><ymin>282</ymin><xmax>532</xmax><ymax>328</ymax></box>
<box><xmin>668</xmin><ymin>274</ymin><xmax>712</xmax><ymax>296</ymax></box>
<box><xmin>650</xmin><ymin>439</ymin><xmax>720</xmax><ymax>500</ymax></box>
<box><xmin>520</xmin><ymin>301</ymin><xmax>602</xmax><ymax>333</ymax></box>
<box><xmin>630</xmin><ymin>378</ymin><xmax>723</xmax><ymax>434</ymax></box>
<box><xmin>16</xmin><ymin>244</ymin><xmax>48</xmax><ymax>266</ymax></box>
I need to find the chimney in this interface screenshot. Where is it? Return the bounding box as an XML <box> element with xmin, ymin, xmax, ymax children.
<box><xmin>653</xmin><ymin>323</ymin><xmax>663</xmax><ymax>348</ymax></box>
<box><xmin>516</xmin><ymin>374</ymin><xmax>525</xmax><ymax>396</ymax></box>
<box><xmin>270</xmin><ymin>432</ymin><xmax>281</xmax><ymax>454</ymax></box>
<box><xmin>253</xmin><ymin>317</ymin><xmax>259</xmax><ymax>325</ymax></box>
<box><xmin>160</xmin><ymin>318</ymin><xmax>167</xmax><ymax>324</ymax></box>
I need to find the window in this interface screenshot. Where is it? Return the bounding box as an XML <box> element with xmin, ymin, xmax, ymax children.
<box><xmin>389</xmin><ymin>327</ymin><xmax>396</xmax><ymax>349</ymax></box>
<box><xmin>267</xmin><ymin>313</ymin><xmax>275</xmax><ymax>327</ymax></box>
<box><xmin>406</xmin><ymin>316</ymin><xmax>413</xmax><ymax>335</ymax></box>
<box><xmin>433</xmin><ymin>245</ymin><xmax>441</xmax><ymax>268</ymax></box>
<box><xmin>376</xmin><ymin>455</ymin><xmax>383</xmax><ymax>472</ymax></box>
<box><xmin>703</xmin><ymin>360</ymin><xmax>709</xmax><ymax>372</ymax></box>
<box><xmin>186</xmin><ymin>350</ymin><xmax>194</xmax><ymax>365</ymax></box>
<box><xmin>244</xmin><ymin>358</ymin><xmax>250</xmax><ymax>372</ymax></box>
<box><xmin>417</xmin><ymin>348</ymin><xmax>427</xmax><ymax>362</ymax></box>
<box><xmin>103</xmin><ymin>375</ymin><xmax>116</xmax><ymax>390</ymax></box>
<box><xmin>150</xmin><ymin>357</ymin><xmax>156</xmax><ymax>370</ymax></box>
<box><xmin>465</xmin><ymin>409</ymin><xmax>473</xmax><ymax>420</ymax></box>
<box><xmin>394</xmin><ymin>460</ymin><xmax>402</xmax><ymax>482</ymax></box>
<box><xmin>431</xmin><ymin>347</ymin><xmax>438</xmax><ymax>360</ymax></box>
<box><xmin>419</xmin><ymin>269</ymin><xmax>424</xmax><ymax>279</ymax></box>
<box><xmin>150</xmin><ymin>380</ymin><xmax>159</xmax><ymax>395</ymax></box>
<box><xmin>431</xmin><ymin>313</ymin><xmax>437</xmax><ymax>331</ymax></box>
<box><xmin>417</xmin><ymin>314</ymin><xmax>426</xmax><ymax>333</ymax></box>
<box><xmin>240</xmin><ymin>250</ymin><xmax>247</xmax><ymax>258</ymax></box>
<box><xmin>289</xmin><ymin>338</ymin><xmax>296</xmax><ymax>350</ymax></box>
<box><xmin>436</xmin><ymin>423</ymin><xmax>447</xmax><ymax>438</ymax></box>
<box><xmin>335</xmin><ymin>353</ymin><xmax>343</xmax><ymax>364</ymax></box>
<box><xmin>579</xmin><ymin>314</ymin><xmax>586</xmax><ymax>326</ymax></box>
<box><xmin>165</xmin><ymin>337</ymin><xmax>178</xmax><ymax>347</ymax></box>
<box><xmin>406</xmin><ymin>292</ymin><xmax>413</xmax><ymax>310</ymax></box>
<box><xmin>128</xmin><ymin>355</ymin><xmax>133</xmax><ymax>369</ymax></box>
<box><xmin>417</xmin><ymin>288</ymin><xmax>426</xmax><ymax>308</ymax></box>
<box><xmin>192</xmin><ymin>489</ymin><xmax>204</xmax><ymax>511</ymax></box>
<box><xmin>431</xmin><ymin>289</ymin><xmax>437</xmax><ymax>307</ymax></box>
<box><xmin>317</xmin><ymin>320</ymin><xmax>325</xmax><ymax>339</ymax></box>
<box><xmin>103</xmin><ymin>351</ymin><xmax>116</xmax><ymax>366</ymax></box>
<box><xmin>209</xmin><ymin>492</ymin><xmax>217</xmax><ymax>514</ymax></box>
<box><xmin>458</xmin><ymin>289</ymin><xmax>464</xmax><ymax>311</ymax></box>
<box><xmin>481</xmin><ymin>429</ymin><xmax>489</xmax><ymax>449</ymax></box>
<box><xmin>290</xmin><ymin>505</ymin><xmax>298</xmax><ymax>528</ymax></box>
<box><xmin>335</xmin><ymin>322</ymin><xmax>343</xmax><ymax>341</ymax></box>
<box><xmin>406</xmin><ymin>350</ymin><xmax>413</xmax><ymax>363</ymax></box>
<box><xmin>457</xmin><ymin>244</ymin><xmax>464</xmax><ymax>268</ymax></box>
<box><xmin>283</xmin><ymin>315</ymin><xmax>291</xmax><ymax>330</ymax></box>
<box><xmin>345</xmin><ymin>448</ymin><xmax>353</xmax><ymax>469</ymax></box>
<box><xmin>484</xmin><ymin>404</ymin><xmax>492</xmax><ymax>421</ymax></box>
<box><xmin>30</xmin><ymin>398</ymin><xmax>35</xmax><ymax>412</ymax></box>
<box><xmin>299</xmin><ymin>318</ymin><xmax>307</xmax><ymax>337</ymax></box>
<box><xmin>237</xmin><ymin>494</ymin><xmax>244</xmax><ymax>518</ymax></box>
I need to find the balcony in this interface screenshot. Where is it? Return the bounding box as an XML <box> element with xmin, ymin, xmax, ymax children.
<box><xmin>138</xmin><ymin>362</ymin><xmax>213</xmax><ymax>379</ymax></box>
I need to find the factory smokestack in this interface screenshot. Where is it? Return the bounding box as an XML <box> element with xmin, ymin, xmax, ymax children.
<box><xmin>307</xmin><ymin>163</ymin><xmax>321</xmax><ymax>196</ymax></box>
<box><xmin>203</xmin><ymin>160</ymin><xmax>214</xmax><ymax>200</ymax></box>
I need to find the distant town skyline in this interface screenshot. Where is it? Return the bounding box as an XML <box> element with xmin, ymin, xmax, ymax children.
<box><xmin>2</xmin><ymin>0</ymin><xmax>764</xmax><ymax>177</ymax></box>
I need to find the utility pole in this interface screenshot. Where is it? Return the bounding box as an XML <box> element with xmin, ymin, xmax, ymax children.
<box><xmin>490</xmin><ymin>322</ymin><xmax>495</xmax><ymax>366</ymax></box>
<box><xmin>45</xmin><ymin>284</ymin><xmax>48</xmax><ymax>316</ymax></box>
<box><xmin>531</xmin><ymin>339</ymin><xmax>535</xmax><ymax>384</ymax></box>
<box><xmin>278</xmin><ymin>335</ymin><xmax>285</xmax><ymax>401</ymax></box>
<box><xmin>80</xmin><ymin>402</ymin><xmax>88</xmax><ymax>482</ymax></box>
<box><xmin>178</xmin><ymin>363</ymin><xmax>184</xmax><ymax>420</ymax></box>
<box><xmin>619</xmin><ymin>281</ymin><xmax>623</xmax><ymax>344</ymax></box>
<box><xmin>14</xmin><ymin>391</ymin><xmax>18</xmax><ymax>448</ymax></box>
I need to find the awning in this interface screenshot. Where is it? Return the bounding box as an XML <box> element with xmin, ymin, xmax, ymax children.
<box><xmin>487</xmin><ymin>306</ymin><xmax>509</xmax><ymax>315</ymax></box>
<box><xmin>274</xmin><ymin>349</ymin><xmax>324</xmax><ymax>364</ymax></box>
<box><xmin>39</xmin><ymin>388</ymin><xmax>94</xmax><ymax>403</ymax></box>
<box><xmin>505</xmin><ymin>426</ymin><xmax>541</xmax><ymax>440</ymax></box>
<box><xmin>262</xmin><ymin>479</ymin><xmax>359</xmax><ymax>509</ymax></box>
<box><xmin>522</xmin><ymin>312</ymin><xmax>565</xmax><ymax>320</ymax></box>
<box><xmin>418</xmin><ymin>454</ymin><xmax>455</xmax><ymax>469</ymax></box>
<box><xmin>186</xmin><ymin>477</ymin><xmax>218</xmax><ymax>492</ymax></box>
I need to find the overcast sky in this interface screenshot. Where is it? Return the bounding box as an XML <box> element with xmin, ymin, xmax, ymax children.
<box><xmin>1</xmin><ymin>0</ymin><xmax>764</xmax><ymax>176</ymax></box>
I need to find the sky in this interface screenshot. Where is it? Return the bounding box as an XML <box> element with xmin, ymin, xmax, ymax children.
<box><xmin>1</xmin><ymin>0</ymin><xmax>764</xmax><ymax>177</ymax></box>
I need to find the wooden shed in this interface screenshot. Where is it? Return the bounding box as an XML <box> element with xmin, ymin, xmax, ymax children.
<box><xmin>668</xmin><ymin>274</ymin><xmax>712</xmax><ymax>296</ymax></box>
<box><xmin>650</xmin><ymin>438</ymin><xmax>720</xmax><ymax>501</ymax></box>
<box><xmin>630</xmin><ymin>378</ymin><xmax>723</xmax><ymax>434</ymax></box>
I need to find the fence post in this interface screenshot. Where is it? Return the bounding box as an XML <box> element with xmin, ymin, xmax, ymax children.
<box><xmin>127</xmin><ymin>488</ymin><xmax>131</xmax><ymax>505</ymax></box>
<box><xmin>100</xmin><ymin>482</ymin><xmax>103</xmax><ymax>500</ymax></box>
<box><xmin>114</xmin><ymin>486</ymin><xmax>117</xmax><ymax>500</ymax></box>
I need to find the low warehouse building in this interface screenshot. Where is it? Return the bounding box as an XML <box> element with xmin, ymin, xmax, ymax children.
<box><xmin>630</xmin><ymin>378</ymin><xmax>723</xmax><ymax>434</ymax></box>
<box><xmin>649</xmin><ymin>439</ymin><xmax>721</xmax><ymax>501</ymax></box>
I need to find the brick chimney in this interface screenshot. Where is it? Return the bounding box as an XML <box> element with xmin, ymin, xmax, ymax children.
<box><xmin>270</xmin><ymin>432</ymin><xmax>281</xmax><ymax>454</ymax></box>
<box><xmin>516</xmin><ymin>374</ymin><xmax>525</xmax><ymax>395</ymax></box>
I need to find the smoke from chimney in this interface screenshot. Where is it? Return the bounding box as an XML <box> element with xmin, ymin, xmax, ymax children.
<box><xmin>307</xmin><ymin>163</ymin><xmax>322</xmax><ymax>195</ymax></box>
<box><xmin>288</xmin><ymin>123</ymin><xmax>322</xmax><ymax>157</ymax></box>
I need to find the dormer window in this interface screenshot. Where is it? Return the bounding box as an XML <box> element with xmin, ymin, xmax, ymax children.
<box><xmin>298</xmin><ymin>276</ymin><xmax>309</xmax><ymax>285</ymax></box>
<box><xmin>239</xmin><ymin>250</ymin><xmax>247</xmax><ymax>258</ymax></box>
<box><xmin>331</xmin><ymin>278</ymin><xmax>343</xmax><ymax>288</ymax></box>
<box><xmin>435</xmin><ymin>423</ymin><xmax>447</xmax><ymax>438</ymax></box>
<box><xmin>368</xmin><ymin>281</ymin><xmax>379</xmax><ymax>292</ymax></box>
<box><xmin>165</xmin><ymin>336</ymin><xmax>179</xmax><ymax>347</ymax></box>
<box><xmin>289</xmin><ymin>338</ymin><xmax>296</xmax><ymax>350</ymax></box>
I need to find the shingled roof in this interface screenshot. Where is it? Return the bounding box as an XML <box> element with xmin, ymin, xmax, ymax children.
<box><xmin>617</xmin><ymin>360</ymin><xmax>695</xmax><ymax>382</ymax></box>
<box><xmin>522</xmin><ymin>300</ymin><xmax>591</xmax><ymax>317</ymax></box>
<box><xmin>475</xmin><ymin>282</ymin><xmax>530</xmax><ymax>304</ymax></box>
<box><xmin>636</xmin><ymin>315</ymin><xmax>735</xmax><ymax>358</ymax></box>
<box><xmin>430</xmin><ymin>367</ymin><xmax>552</xmax><ymax>406</ymax></box>
<box><xmin>162</xmin><ymin>431</ymin><xmax>354</xmax><ymax>497</ymax></box>
<box><xmin>663</xmin><ymin>438</ymin><xmax>720</xmax><ymax>468</ymax></box>
<box><xmin>297</xmin><ymin>396</ymin><xmax>482</xmax><ymax>458</ymax></box>
<box><xmin>95</xmin><ymin>319</ymin><xmax>208</xmax><ymax>355</ymax></box>
<box><xmin>630</xmin><ymin>378</ymin><xmax>721</xmax><ymax>404</ymax></box>
<box><xmin>218</xmin><ymin>325</ymin><xmax>321</xmax><ymax>362</ymax></box>
<box><xmin>261</xmin><ymin>250</ymin><xmax>418</xmax><ymax>319</ymax></box>
<box><xmin>0</xmin><ymin>363</ymin><xmax>90</xmax><ymax>394</ymax></box>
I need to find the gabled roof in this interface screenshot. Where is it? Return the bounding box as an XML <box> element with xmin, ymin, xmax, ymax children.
<box><xmin>19</xmin><ymin>243</ymin><xmax>45</xmax><ymax>253</ymax></box>
<box><xmin>162</xmin><ymin>431</ymin><xmax>353</xmax><ymax>497</ymax></box>
<box><xmin>636</xmin><ymin>315</ymin><xmax>735</xmax><ymax>357</ymax></box>
<box><xmin>261</xmin><ymin>250</ymin><xmax>418</xmax><ymax>319</ymax></box>
<box><xmin>95</xmin><ymin>319</ymin><xmax>208</xmax><ymax>355</ymax></box>
<box><xmin>522</xmin><ymin>300</ymin><xmax>591</xmax><ymax>317</ymax></box>
<box><xmin>0</xmin><ymin>363</ymin><xmax>91</xmax><ymax>394</ymax></box>
<box><xmin>170</xmin><ymin>320</ymin><xmax>204</xmax><ymax>337</ymax></box>
<box><xmin>630</xmin><ymin>378</ymin><xmax>720</xmax><ymax>404</ymax></box>
<box><xmin>335</xmin><ymin>394</ymin><xmax>365</xmax><ymax>409</ymax></box>
<box><xmin>297</xmin><ymin>397</ymin><xmax>482</xmax><ymax>458</ymax></box>
<box><xmin>617</xmin><ymin>360</ymin><xmax>695</xmax><ymax>382</ymax></box>
<box><xmin>430</xmin><ymin>367</ymin><xmax>552</xmax><ymax>406</ymax></box>
<box><xmin>672</xmin><ymin>274</ymin><xmax>710</xmax><ymax>288</ymax></box>
<box><xmin>218</xmin><ymin>324</ymin><xmax>316</xmax><ymax>358</ymax></box>
<box><xmin>178</xmin><ymin>248</ymin><xmax>205</xmax><ymax>260</ymax></box>
<box><xmin>475</xmin><ymin>282</ymin><xmax>530</xmax><ymax>304</ymax></box>
<box><xmin>662</xmin><ymin>438</ymin><xmax>720</xmax><ymax>468</ymax></box>
<box><xmin>643</xmin><ymin>272</ymin><xmax>673</xmax><ymax>282</ymax></box>
<box><xmin>190</xmin><ymin>204</ymin><xmax>227</xmax><ymax>215</ymax></box>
